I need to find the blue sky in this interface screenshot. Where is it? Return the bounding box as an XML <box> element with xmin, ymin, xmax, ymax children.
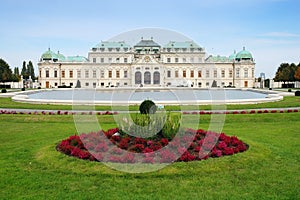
<box><xmin>0</xmin><ymin>0</ymin><xmax>299</xmax><ymax>78</ymax></box>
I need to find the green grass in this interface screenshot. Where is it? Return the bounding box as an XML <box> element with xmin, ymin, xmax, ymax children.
<box><xmin>0</xmin><ymin>113</ymin><xmax>299</xmax><ymax>199</ymax></box>
<box><xmin>1</xmin><ymin>96</ymin><xmax>300</xmax><ymax>111</ymax></box>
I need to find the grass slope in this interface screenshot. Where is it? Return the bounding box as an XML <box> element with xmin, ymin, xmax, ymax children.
<box><xmin>0</xmin><ymin>113</ymin><xmax>299</xmax><ymax>199</ymax></box>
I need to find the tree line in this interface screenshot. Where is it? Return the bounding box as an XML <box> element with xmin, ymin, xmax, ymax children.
<box><xmin>0</xmin><ymin>58</ymin><xmax>36</xmax><ymax>83</ymax></box>
<box><xmin>274</xmin><ymin>62</ymin><xmax>300</xmax><ymax>83</ymax></box>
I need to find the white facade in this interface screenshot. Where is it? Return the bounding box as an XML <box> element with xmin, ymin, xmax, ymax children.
<box><xmin>38</xmin><ymin>39</ymin><xmax>255</xmax><ymax>88</ymax></box>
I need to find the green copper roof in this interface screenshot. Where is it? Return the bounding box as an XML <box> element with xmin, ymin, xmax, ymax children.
<box><xmin>236</xmin><ymin>47</ymin><xmax>253</xmax><ymax>59</ymax></box>
<box><xmin>206</xmin><ymin>55</ymin><xmax>231</xmax><ymax>62</ymax></box>
<box><xmin>229</xmin><ymin>50</ymin><xmax>237</xmax><ymax>60</ymax></box>
<box><xmin>94</xmin><ymin>41</ymin><xmax>130</xmax><ymax>48</ymax></box>
<box><xmin>164</xmin><ymin>41</ymin><xmax>201</xmax><ymax>49</ymax></box>
<box><xmin>41</xmin><ymin>48</ymin><xmax>58</xmax><ymax>60</ymax></box>
<box><xmin>66</xmin><ymin>56</ymin><xmax>88</xmax><ymax>62</ymax></box>
<box><xmin>56</xmin><ymin>51</ymin><xmax>66</xmax><ymax>61</ymax></box>
<box><xmin>134</xmin><ymin>39</ymin><xmax>161</xmax><ymax>48</ymax></box>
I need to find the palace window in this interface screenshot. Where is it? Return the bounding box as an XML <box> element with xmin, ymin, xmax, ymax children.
<box><xmin>206</xmin><ymin>70</ymin><xmax>209</xmax><ymax>78</ymax></box>
<box><xmin>69</xmin><ymin>70</ymin><xmax>73</xmax><ymax>78</ymax></box>
<box><xmin>124</xmin><ymin>58</ymin><xmax>128</xmax><ymax>63</ymax></box>
<box><xmin>183</xmin><ymin>70</ymin><xmax>186</xmax><ymax>78</ymax></box>
<box><xmin>116</xmin><ymin>58</ymin><xmax>120</xmax><ymax>62</ymax></box>
<box><xmin>100</xmin><ymin>58</ymin><xmax>104</xmax><ymax>63</ymax></box>
<box><xmin>167</xmin><ymin>58</ymin><xmax>171</xmax><ymax>63</ymax></box>
<box><xmin>93</xmin><ymin>58</ymin><xmax>96</xmax><ymax>63</ymax></box>
<box><xmin>190</xmin><ymin>57</ymin><xmax>194</xmax><ymax>63</ymax></box>
<box><xmin>190</xmin><ymin>70</ymin><xmax>194</xmax><ymax>78</ymax></box>
<box><xmin>100</xmin><ymin>70</ymin><xmax>104</xmax><ymax>78</ymax></box>
<box><xmin>229</xmin><ymin>69</ymin><xmax>233</xmax><ymax>78</ymax></box>
<box><xmin>108</xmin><ymin>58</ymin><xmax>112</xmax><ymax>63</ymax></box>
<box><xmin>108</xmin><ymin>70</ymin><xmax>112</xmax><ymax>78</ymax></box>
<box><xmin>85</xmin><ymin>70</ymin><xmax>89</xmax><ymax>78</ymax></box>
<box><xmin>85</xmin><ymin>82</ymin><xmax>89</xmax><ymax>86</ymax></box>
<box><xmin>221</xmin><ymin>70</ymin><xmax>225</xmax><ymax>78</ymax></box>
<box><xmin>62</xmin><ymin>70</ymin><xmax>65</xmax><ymax>78</ymax></box>
<box><xmin>214</xmin><ymin>70</ymin><xmax>217</xmax><ymax>78</ymax></box>
<box><xmin>116</xmin><ymin>70</ymin><xmax>120</xmax><ymax>78</ymax></box>
<box><xmin>54</xmin><ymin>70</ymin><xmax>57</xmax><ymax>78</ymax></box>
<box><xmin>244</xmin><ymin>68</ymin><xmax>248</xmax><ymax>78</ymax></box>
<box><xmin>167</xmin><ymin>70</ymin><xmax>171</xmax><ymax>78</ymax></box>
<box><xmin>175</xmin><ymin>70</ymin><xmax>179</xmax><ymax>78</ymax></box>
<box><xmin>46</xmin><ymin>70</ymin><xmax>49</xmax><ymax>78</ymax></box>
<box><xmin>93</xmin><ymin>70</ymin><xmax>96</xmax><ymax>78</ymax></box>
<box><xmin>198</xmin><ymin>70</ymin><xmax>202</xmax><ymax>78</ymax></box>
<box><xmin>252</xmin><ymin>68</ymin><xmax>254</xmax><ymax>78</ymax></box>
<box><xmin>77</xmin><ymin>70</ymin><xmax>81</xmax><ymax>78</ymax></box>
<box><xmin>124</xmin><ymin>70</ymin><xmax>128</xmax><ymax>78</ymax></box>
<box><xmin>236</xmin><ymin>68</ymin><xmax>240</xmax><ymax>78</ymax></box>
<box><xmin>175</xmin><ymin>58</ymin><xmax>178</xmax><ymax>63</ymax></box>
<box><xmin>183</xmin><ymin>58</ymin><xmax>186</xmax><ymax>63</ymax></box>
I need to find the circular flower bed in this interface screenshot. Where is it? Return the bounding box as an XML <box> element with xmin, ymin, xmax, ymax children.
<box><xmin>57</xmin><ymin>128</ymin><xmax>248</xmax><ymax>163</ymax></box>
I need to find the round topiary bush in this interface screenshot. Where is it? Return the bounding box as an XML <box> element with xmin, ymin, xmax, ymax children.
<box><xmin>288</xmin><ymin>89</ymin><xmax>292</xmax><ymax>92</ymax></box>
<box><xmin>295</xmin><ymin>91</ymin><xmax>300</xmax><ymax>96</ymax></box>
<box><xmin>139</xmin><ymin>100</ymin><xmax>157</xmax><ymax>114</ymax></box>
<box><xmin>1</xmin><ymin>89</ymin><xmax>7</xmax><ymax>93</ymax></box>
<box><xmin>21</xmin><ymin>88</ymin><xmax>25</xmax><ymax>91</ymax></box>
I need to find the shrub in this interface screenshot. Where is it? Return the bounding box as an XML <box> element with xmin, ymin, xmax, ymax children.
<box><xmin>37</xmin><ymin>87</ymin><xmax>41</xmax><ymax>89</ymax></box>
<box><xmin>1</xmin><ymin>89</ymin><xmax>7</xmax><ymax>93</ymax></box>
<box><xmin>288</xmin><ymin>89</ymin><xmax>292</xmax><ymax>92</ymax></box>
<box><xmin>295</xmin><ymin>91</ymin><xmax>300</xmax><ymax>96</ymax></box>
<box><xmin>139</xmin><ymin>100</ymin><xmax>157</xmax><ymax>114</ymax></box>
<box><xmin>21</xmin><ymin>88</ymin><xmax>25</xmax><ymax>91</ymax></box>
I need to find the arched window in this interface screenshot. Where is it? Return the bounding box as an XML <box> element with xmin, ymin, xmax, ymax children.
<box><xmin>135</xmin><ymin>71</ymin><xmax>142</xmax><ymax>84</ymax></box>
<box><xmin>153</xmin><ymin>71</ymin><xmax>160</xmax><ymax>84</ymax></box>
<box><xmin>144</xmin><ymin>71</ymin><xmax>151</xmax><ymax>84</ymax></box>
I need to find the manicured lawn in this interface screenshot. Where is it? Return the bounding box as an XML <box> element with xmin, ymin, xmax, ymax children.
<box><xmin>0</xmin><ymin>113</ymin><xmax>299</xmax><ymax>199</ymax></box>
<box><xmin>1</xmin><ymin>96</ymin><xmax>300</xmax><ymax>111</ymax></box>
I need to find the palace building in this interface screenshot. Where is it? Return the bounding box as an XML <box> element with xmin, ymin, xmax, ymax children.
<box><xmin>38</xmin><ymin>38</ymin><xmax>255</xmax><ymax>88</ymax></box>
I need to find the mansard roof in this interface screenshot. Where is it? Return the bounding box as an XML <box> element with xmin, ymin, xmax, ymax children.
<box><xmin>164</xmin><ymin>41</ymin><xmax>201</xmax><ymax>49</ymax></box>
<box><xmin>94</xmin><ymin>41</ymin><xmax>131</xmax><ymax>49</ymax></box>
<box><xmin>134</xmin><ymin>39</ymin><xmax>161</xmax><ymax>48</ymax></box>
<box><xmin>206</xmin><ymin>55</ymin><xmax>231</xmax><ymax>63</ymax></box>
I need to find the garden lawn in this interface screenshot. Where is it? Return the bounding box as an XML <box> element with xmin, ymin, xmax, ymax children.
<box><xmin>0</xmin><ymin>113</ymin><xmax>299</xmax><ymax>199</ymax></box>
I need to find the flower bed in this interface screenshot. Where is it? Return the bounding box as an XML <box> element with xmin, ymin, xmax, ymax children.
<box><xmin>0</xmin><ymin>110</ymin><xmax>117</xmax><ymax>115</ymax></box>
<box><xmin>57</xmin><ymin>128</ymin><xmax>249</xmax><ymax>163</ymax></box>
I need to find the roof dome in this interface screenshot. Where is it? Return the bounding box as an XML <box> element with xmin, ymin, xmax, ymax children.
<box><xmin>41</xmin><ymin>48</ymin><xmax>58</xmax><ymax>61</ymax></box>
<box><xmin>56</xmin><ymin>51</ymin><xmax>66</xmax><ymax>61</ymax></box>
<box><xmin>229</xmin><ymin>50</ymin><xmax>237</xmax><ymax>60</ymax></box>
<box><xmin>236</xmin><ymin>47</ymin><xmax>253</xmax><ymax>60</ymax></box>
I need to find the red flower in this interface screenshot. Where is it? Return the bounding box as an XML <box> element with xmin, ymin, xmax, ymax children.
<box><xmin>160</xmin><ymin>138</ymin><xmax>169</xmax><ymax>146</ymax></box>
<box><xmin>223</xmin><ymin>147</ymin><xmax>234</xmax><ymax>155</ymax></box>
<box><xmin>217</xmin><ymin>141</ymin><xmax>227</xmax><ymax>150</ymax></box>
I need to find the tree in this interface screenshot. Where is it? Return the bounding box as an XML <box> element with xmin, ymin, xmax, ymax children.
<box><xmin>0</xmin><ymin>58</ymin><xmax>13</xmax><ymax>83</ymax></box>
<box><xmin>139</xmin><ymin>100</ymin><xmax>157</xmax><ymax>114</ymax></box>
<box><xmin>295</xmin><ymin>66</ymin><xmax>300</xmax><ymax>81</ymax></box>
<box><xmin>274</xmin><ymin>63</ymin><xmax>296</xmax><ymax>83</ymax></box>
<box><xmin>21</xmin><ymin>61</ymin><xmax>28</xmax><ymax>79</ymax></box>
<box><xmin>14</xmin><ymin>67</ymin><xmax>19</xmax><ymax>76</ymax></box>
<box><xmin>27</xmin><ymin>61</ymin><xmax>35</xmax><ymax>80</ymax></box>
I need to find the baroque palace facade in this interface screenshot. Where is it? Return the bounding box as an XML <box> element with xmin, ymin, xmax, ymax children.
<box><xmin>38</xmin><ymin>38</ymin><xmax>255</xmax><ymax>88</ymax></box>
